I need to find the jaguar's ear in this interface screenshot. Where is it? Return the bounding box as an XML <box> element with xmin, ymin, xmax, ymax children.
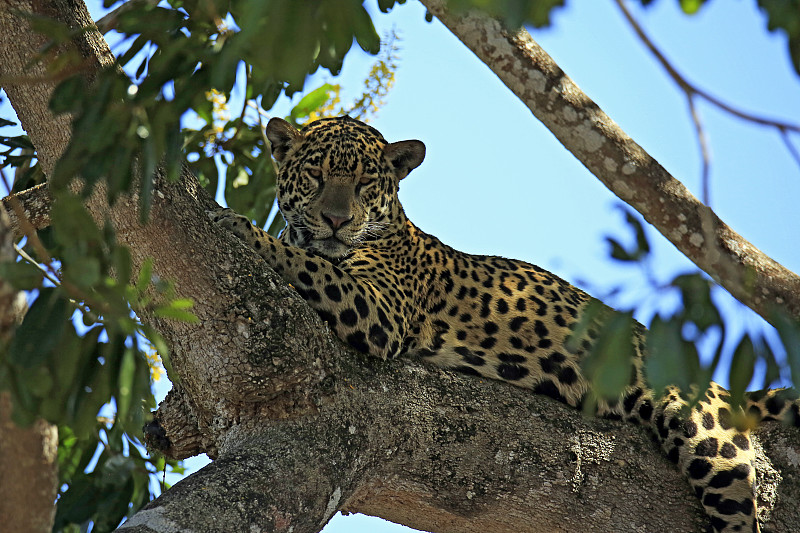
<box><xmin>266</xmin><ymin>118</ymin><xmax>302</xmax><ymax>164</ymax></box>
<box><xmin>383</xmin><ymin>140</ymin><xmax>426</xmax><ymax>180</ymax></box>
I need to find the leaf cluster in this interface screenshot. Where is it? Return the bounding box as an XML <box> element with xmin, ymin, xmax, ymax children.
<box><xmin>184</xmin><ymin>30</ymin><xmax>401</xmax><ymax>233</ymax></box>
<box><xmin>41</xmin><ymin>0</ymin><xmax>385</xmax><ymax>219</ymax></box>
<box><xmin>2</xmin><ymin>2</ymin><xmax>406</xmax><ymax>529</ymax></box>
<box><xmin>54</xmin><ymin>425</ymin><xmax>184</xmax><ymax>533</ymax></box>
<box><xmin>581</xmin><ymin>209</ymin><xmax>800</xmax><ymax>408</ymax></box>
<box><xmin>0</xmin><ymin>188</ymin><xmax>193</xmax><ymax>530</ymax></box>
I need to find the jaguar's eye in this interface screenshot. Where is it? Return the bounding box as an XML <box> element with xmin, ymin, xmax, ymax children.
<box><xmin>358</xmin><ymin>175</ymin><xmax>376</xmax><ymax>186</ymax></box>
<box><xmin>307</xmin><ymin>168</ymin><xmax>323</xmax><ymax>180</ymax></box>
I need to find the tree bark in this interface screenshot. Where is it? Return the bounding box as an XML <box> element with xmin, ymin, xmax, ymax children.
<box><xmin>418</xmin><ymin>0</ymin><xmax>800</xmax><ymax>327</ymax></box>
<box><xmin>0</xmin><ymin>1</ymin><xmax>798</xmax><ymax>533</ymax></box>
<box><xmin>123</xmin><ymin>356</ymin><xmax>800</xmax><ymax>533</ymax></box>
<box><xmin>0</xmin><ymin>189</ymin><xmax>58</xmax><ymax>532</ymax></box>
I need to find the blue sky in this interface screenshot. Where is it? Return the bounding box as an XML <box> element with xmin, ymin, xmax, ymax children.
<box><xmin>3</xmin><ymin>1</ymin><xmax>799</xmax><ymax>532</ymax></box>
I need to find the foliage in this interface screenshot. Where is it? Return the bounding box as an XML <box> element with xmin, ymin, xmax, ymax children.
<box><xmin>0</xmin><ymin>164</ymin><xmax>187</xmax><ymax>530</ymax></box>
<box><xmin>2</xmin><ymin>0</ymin><xmax>405</xmax><ymax>529</ymax></box>
<box><xmin>757</xmin><ymin>0</ymin><xmax>800</xmax><ymax>75</ymax></box>
<box><xmin>3</xmin><ymin>0</ymin><xmax>796</xmax><ymax>531</ymax></box>
<box><xmin>35</xmin><ymin>0</ymin><xmax>385</xmax><ymax>219</ymax></box>
<box><xmin>184</xmin><ymin>29</ymin><xmax>400</xmax><ymax>233</ymax></box>
<box><xmin>583</xmin><ymin>208</ymin><xmax>800</xmax><ymax>408</ymax></box>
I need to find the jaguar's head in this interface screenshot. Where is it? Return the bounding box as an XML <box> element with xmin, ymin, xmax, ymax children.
<box><xmin>266</xmin><ymin>116</ymin><xmax>425</xmax><ymax>260</ymax></box>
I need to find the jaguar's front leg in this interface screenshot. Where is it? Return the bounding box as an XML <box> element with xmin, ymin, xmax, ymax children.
<box><xmin>209</xmin><ymin>207</ymin><xmax>407</xmax><ymax>359</ymax></box>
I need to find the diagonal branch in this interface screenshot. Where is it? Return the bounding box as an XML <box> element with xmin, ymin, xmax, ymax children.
<box><xmin>419</xmin><ymin>0</ymin><xmax>800</xmax><ymax>327</ymax></box>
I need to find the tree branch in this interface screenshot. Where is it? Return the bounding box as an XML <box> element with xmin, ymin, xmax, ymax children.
<box><xmin>2</xmin><ymin>2</ymin><xmax>799</xmax><ymax>533</ymax></box>
<box><xmin>126</xmin><ymin>354</ymin><xmax>800</xmax><ymax>533</ymax></box>
<box><xmin>0</xmin><ymin>181</ymin><xmax>58</xmax><ymax>533</ymax></box>
<box><xmin>1</xmin><ymin>183</ymin><xmax>51</xmax><ymax>236</ymax></box>
<box><xmin>419</xmin><ymin>0</ymin><xmax>800</xmax><ymax>326</ymax></box>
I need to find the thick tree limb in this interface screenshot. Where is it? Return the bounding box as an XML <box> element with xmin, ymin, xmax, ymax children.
<box><xmin>419</xmin><ymin>0</ymin><xmax>800</xmax><ymax>326</ymax></box>
<box><xmin>122</xmin><ymin>354</ymin><xmax>800</xmax><ymax>533</ymax></box>
<box><xmin>1</xmin><ymin>2</ymin><xmax>799</xmax><ymax>533</ymax></box>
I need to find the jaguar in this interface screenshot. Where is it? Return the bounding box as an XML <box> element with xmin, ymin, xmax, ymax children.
<box><xmin>211</xmin><ymin>115</ymin><xmax>799</xmax><ymax>532</ymax></box>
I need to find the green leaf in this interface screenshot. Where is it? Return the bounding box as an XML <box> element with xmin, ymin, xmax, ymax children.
<box><xmin>169</xmin><ymin>298</ymin><xmax>195</xmax><ymax>310</ymax></box>
<box><xmin>771</xmin><ymin>309</ymin><xmax>800</xmax><ymax>384</ymax></box>
<box><xmin>606</xmin><ymin>237</ymin><xmax>636</xmax><ymax>262</ymax></box>
<box><xmin>50</xmin><ymin>193</ymin><xmax>103</xmax><ymax>246</ymax></box>
<box><xmin>16</xmin><ymin>364</ymin><xmax>54</xmax><ymax>399</ymax></box>
<box><xmin>673</xmin><ymin>274</ymin><xmax>722</xmax><ymax>332</ymax></box>
<box><xmin>758</xmin><ymin>0</ymin><xmax>800</xmax><ymax>76</ymax></box>
<box><xmin>644</xmin><ymin>316</ymin><xmax>702</xmax><ymax>395</ymax></box>
<box><xmin>53</xmin><ymin>473</ymin><xmax>101</xmax><ymax>529</ymax></box>
<box><xmin>137</xmin><ymin>257</ymin><xmax>154</xmax><ymax>294</ymax></box>
<box><xmin>113</xmin><ymin>245</ymin><xmax>133</xmax><ymax>286</ymax></box>
<box><xmin>625</xmin><ymin>210</ymin><xmax>650</xmax><ymax>258</ymax></box>
<box><xmin>0</xmin><ymin>260</ymin><xmax>44</xmax><ymax>290</ymax></box>
<box><xmin>565</xmin><ymin>298</ymin><xmax>606</xmax><ymax>354</ymax></box>
<box><xmin>153</xmin><ymin>305</ymin><xmax>199</xmax><ymax>323</ymax></box>
<box><xmin>0</xmin><ymin>134</ymin><xmax>34</xmax><ymax>150</ymax></box>
<box><xmin>266</xmin><ymin>209</ymin><xmax>286</xmax><ymax>238</ymax></box>
<box><xmin>50</xmin><ymin>76</ymin><xmax>87</xmax><ymax>115</ymax></box>
<box><xmin>116</xmin><ymin>348</ymin><xmax>137</xmax><ymax>425</ymax></box>
<box><xmin>582</xmin><ymin>311</ymin><xmax>637</xmax><ymax>401</ymax></box>
<box><xmin>606</xmin><ymin>208</ymin><xmax>650</xmax><ymax>262</ymax></box>
<box><xmin>729</xmin><ymin>335</ymin><xmax>756</xmax><ymax>408</ymax></box>
<box><xmin>759</xmin><ymin>338</ymin><xmax>782</xmax><ymax>386</ymax></box>
<box><xmin>65</xmin><ymin>256</ymin><xmax>101</xmax><ymax>289</ymax></box>
<box><xmin>350</xmin><ymin>4</ymin><xmax>381</xmax><ymax>54</ymax></box>
<box><xmin>289</xmin><ymin>83</ymin><xmax>336</xmax><ymax>122</ymax></box>
<box><xmin>9</xmin><ymin>287</ymin><xmax>70</xmax><ymax>368</ymax></box>
<box><xmin>100</xmin><ymin>454</ymin><xmax>136</xmax><ymax>489</ymax></box>
<box><xmin>93</xmin><ymin>477</ymin><xmax>135</xmax><ymax>533</ymax></box>
<box><xmin>680</xmin><ymin>0</ymin><xmax>705</xmax><ymax>15</ymax></box>
<box><xmin>378</xmin><ymin>0</ymin><xmax>403</xmax><ymax>12</ymax></box>
<box><xmin>139</xmin><ymin>324</ymin><xmax>174</xmax><ymax>381</ymax></box>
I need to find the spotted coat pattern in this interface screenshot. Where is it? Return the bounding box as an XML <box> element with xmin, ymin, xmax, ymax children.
<box><xmin>211</xmin><ymin>116</ymin><xmax>800</xmax><ymax>532</ymax></box>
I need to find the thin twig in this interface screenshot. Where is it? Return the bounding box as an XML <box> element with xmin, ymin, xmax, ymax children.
<box><xmin>614</xmin><ymin>0</ymin><xmax>800</xmax><ymax>183</ymax></box>
<box><xmin>248</xmin><ymin>100</ymin><xmax>271</xmax><ymax>150</ymax></box>
<box><xmin>780</xmin><ymin>129</ymin><xmax>800</xmax><ymax>168</ymax></box>
<box><xmin>687</xmin><ymin>95</ymin><xmax>711</xmax><ymax>204</ymax></box>
<box><xmin>13</xmin><ymin>243</ymin><xmax>61</xmax><ymax>288</ymax></box>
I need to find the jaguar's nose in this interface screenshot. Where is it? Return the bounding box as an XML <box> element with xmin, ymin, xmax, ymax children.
<box><xmin>322</xmin><ymin>213</ymin><xmax>353</xmax><ymax>230</ymax></box>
